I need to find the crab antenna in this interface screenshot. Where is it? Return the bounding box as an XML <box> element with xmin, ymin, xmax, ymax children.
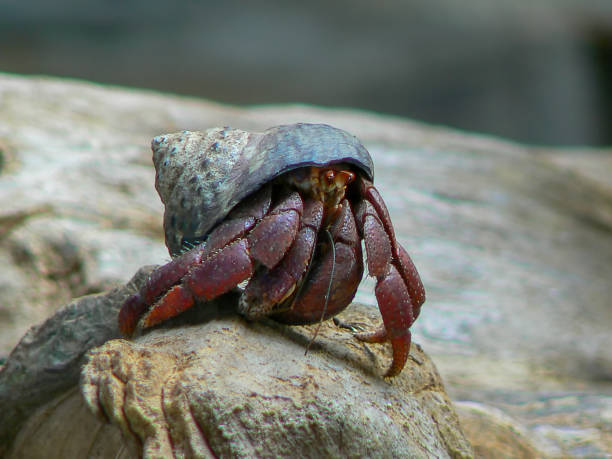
<box><xmin>305</xmin><ymin>228</ymin><xmax>336</xmax><ymax>355</ymax></box>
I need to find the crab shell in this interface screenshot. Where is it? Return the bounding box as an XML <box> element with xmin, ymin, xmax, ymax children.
<box><xmin>153</xmin><ymin>123</ymin><xmax>374</xmax><ymax>257</ymax></box>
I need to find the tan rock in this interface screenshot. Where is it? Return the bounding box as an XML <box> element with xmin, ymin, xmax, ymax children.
<box><xmin>9</xmin><ymin>302</ymin><xmax>473</xmax><ymax>458</ymax></box>
<box><xmin>455</xmin><ymin>402</ymin><xmax>546</xmax><ymax>459</ymax></box>
<box><xmin>8</xmin><ymin>388</ymin><xmax>137</xmax><ymax>459</ymax></box>
<box><xmin>81</xmin><ymin>305</ymin><xmax>471</xmax><ymax>458</ymax></box>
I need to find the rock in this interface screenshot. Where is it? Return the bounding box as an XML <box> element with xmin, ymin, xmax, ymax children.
<box><xmin>7</xmin><ymin>388</ymin><xmax>137</xmax><ymax>459</ymax></box>
<box><xmin>1</xmin><ymin>72</ymin><xmax>611</xmax><ymax>457</ymax></box>
<box><xmin>5</xmin><ymin>273</ymin><xmax>473</xmax><ymax>457</ymax></box>
<box><xmin>1</xmin><ymin>266</ymin><xmax>472</xmax><ymax>458</ymax></box>
<box><xmin>456</xmin><ymin>391</ymin><xmax>612</xmax><ymax>458</ymax></box>
<box><xmin>78</xmin><ymin>306</ymin><xmax>471</xmax><ymax>458</ymax></box>
<box><xmin>454</xmin><ymin>402</ymin><xmax>546</xmax><ymax>459</ymax></box>
<box><xmin>0</xmin><ymin>267</ymin><xmax>149</xmax><ymax>456</ymax></box>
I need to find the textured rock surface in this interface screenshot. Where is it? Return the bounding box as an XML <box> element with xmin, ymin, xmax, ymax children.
<box><xmin>0</xmin><ymin>266</ymin><xmax>148</xmax><ymax>455</ymax></box>
<box><xmin>1</xmin><ymin>72</ymin><xmax>612</xmax><ymax>457</ymax></box>
<box><xmin>78</xmin><ymin>305</ymin><xmax>471</xmax><ymax>458</ymax></box>
<box><xmin>3</xmin><ymin>268</ymin><xmax>472</xmax><ymax>458</ymax></box>
<box><xmin>8</xmin><ymin>388</ymin><xmax>138</xmax><ymax>459</ymax></box>
<box><xmin>454</xmin><ymin>402</ymin><xmax>546</xmax><ymax>459</ymax></box>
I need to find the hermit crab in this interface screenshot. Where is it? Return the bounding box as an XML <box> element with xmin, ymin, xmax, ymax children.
<box><xmin>118</xmin><ymin>123</ymin><xmax>425</xmax><ymax>377</ymax></box>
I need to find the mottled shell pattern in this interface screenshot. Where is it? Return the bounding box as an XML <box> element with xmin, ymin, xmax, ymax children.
<box><xmin>152</xmin><ymin>123</ymin><xmax>374</xmax><ymax>257</ymax></box>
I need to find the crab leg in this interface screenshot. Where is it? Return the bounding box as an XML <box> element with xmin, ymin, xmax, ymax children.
<box><xmin>359</xmin><ymin>178</ymin><xmax>425</xmax><ymax>308</ymax></box>
<box><xmin>118</xmin><ymin>187</ymin><xmax>304</xmax><ymax>335</ymax></box>
<box><xmin>239</xmin><ymin>198</ymin><xmax>323</xmax><ymax>320</ymax></box>
<box><xmin>118</xmin><ymin>248</ymin><xmax>205</xmax><ymax>336</ymax></box>
<box><xmin>354</xmin><ymin>177</ymin><xmax>425</xmax><ymax>377</ymax></box>
<box><xmin>273</xmin><ymin>199</ymin><xmax>364</xmax><ymax>324</ymax></box>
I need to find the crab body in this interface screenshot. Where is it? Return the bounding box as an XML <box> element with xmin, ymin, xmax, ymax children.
<box><xmin>118</xmin><ymin>123</ymin><xmax>425</xmax><ymax>377</ymax></box>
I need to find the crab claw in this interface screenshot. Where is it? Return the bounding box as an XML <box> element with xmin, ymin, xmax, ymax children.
<box><xmin>354</xmin><ymin>177</ymin><xmax>425</xmax><ymax>377</ymax></box>
<box><xmin>354</xmin><ymin>265</ymin><xmax>414</xmax><ymax>377</ymax></box>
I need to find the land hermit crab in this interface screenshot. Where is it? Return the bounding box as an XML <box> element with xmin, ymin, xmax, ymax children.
<box><xmin>118</xmin><ymin>123</ymin><xmax>425</xmax><ymax>376</ymax></box>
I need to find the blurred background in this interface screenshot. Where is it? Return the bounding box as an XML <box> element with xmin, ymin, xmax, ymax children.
<box><xmin>1</xmin><ymin>0</ymin><xmax>611</xmax><ymax>146</ymax></box>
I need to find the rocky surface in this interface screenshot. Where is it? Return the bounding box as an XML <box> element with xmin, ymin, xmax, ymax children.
<box><xmin>0</xmin><ymin>267</ymin><xmax>147</xmax><ymax>455</ymax></box>
<box><xmin>79</xmin><ymin>305</ymin><xmax>469</xmax><ymax>458</ymax></box>
<box><xmin>1</xmin><ymin>72</ymin><xmax>611</xmax><ymax>457</ymax></box>
<box><xmin>6</xmin><ymin>271</ymin><xmax>472</xmax><ymax>458</ymax></box>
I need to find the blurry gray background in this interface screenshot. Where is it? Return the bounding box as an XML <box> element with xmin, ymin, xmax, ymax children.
<box><xmin>1</xmin><ymin>0</ymin><xmax>611</xmax><ymax>146</ymax></box>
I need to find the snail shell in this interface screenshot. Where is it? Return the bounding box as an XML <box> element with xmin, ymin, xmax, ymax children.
<box><xmin>152</xmin><ymin>123</ymin><xmax>374</xmax><ymax>257</ymax></box>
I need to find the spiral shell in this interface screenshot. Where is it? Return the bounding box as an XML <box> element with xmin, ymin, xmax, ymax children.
<box><xmin>152</xmin><ymin>123</ymin><xmax>374</xmax><ymax>256</ymax></box>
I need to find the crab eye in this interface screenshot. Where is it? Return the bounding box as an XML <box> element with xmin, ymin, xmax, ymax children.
<box><xmin>344</xmin><ymin>171</ymin><xmax>356</xmax><ymax>184</ymax></box>
<box><xmin>324</xmin><ymin>170</ymin><xmax>336</xmax><ymax>184</ymax></box>
<box><xmin>334</xmin><ymin>170</ymin><xmax>355</xmax><ymax>187</ymax></box>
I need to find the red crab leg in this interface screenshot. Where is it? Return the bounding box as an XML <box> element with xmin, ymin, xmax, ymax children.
<box><xmin>138</xmin><ymin>190</ymin><xmax>303</xmax><ymax>331</ymax></box>
<box><xmin>118</xmin><ymin>186</ymin><xmax>274</xmax><ymax>336</ymax></box>
<box><xmin>118</xmin><ymin>248</ymin><xmax>204</xmax><ymax>336</ymax></box>
<box><xmin>273</xmin><ymin>199</ymin><xmax>364</xmax><ymax>324</ymax></box>
<box><xmin>354</xmin><ymin>177</ymin><xmax>425</xmax><ymax>377</ymax></box>
<box><xmin>246</xmin><ymin>191</ymin><xmax>303</xmax><ymax>269</ymax></box>
<box><xmin>359</xmin><ymin>178</ymin><xmax>425</xmax><ymax>308</ymax></box>
<box><xmin>239</xmin><ymin>198</ymin><xmax>323</xmax><ymax>320</ymax></box>
<box><xmin>119</xmin><ymin>215</ymin><xmax>258</xmax><ymax>335</ymax></box>
<box><xmin>143</xmin><ymin>239</ymin><xmax>254</xmax><ymax>328</ymax></box>
<box><xmin>118</xmin><ymin>187</ymin><xmax>303</xmax><ymax>335</ymax></box>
